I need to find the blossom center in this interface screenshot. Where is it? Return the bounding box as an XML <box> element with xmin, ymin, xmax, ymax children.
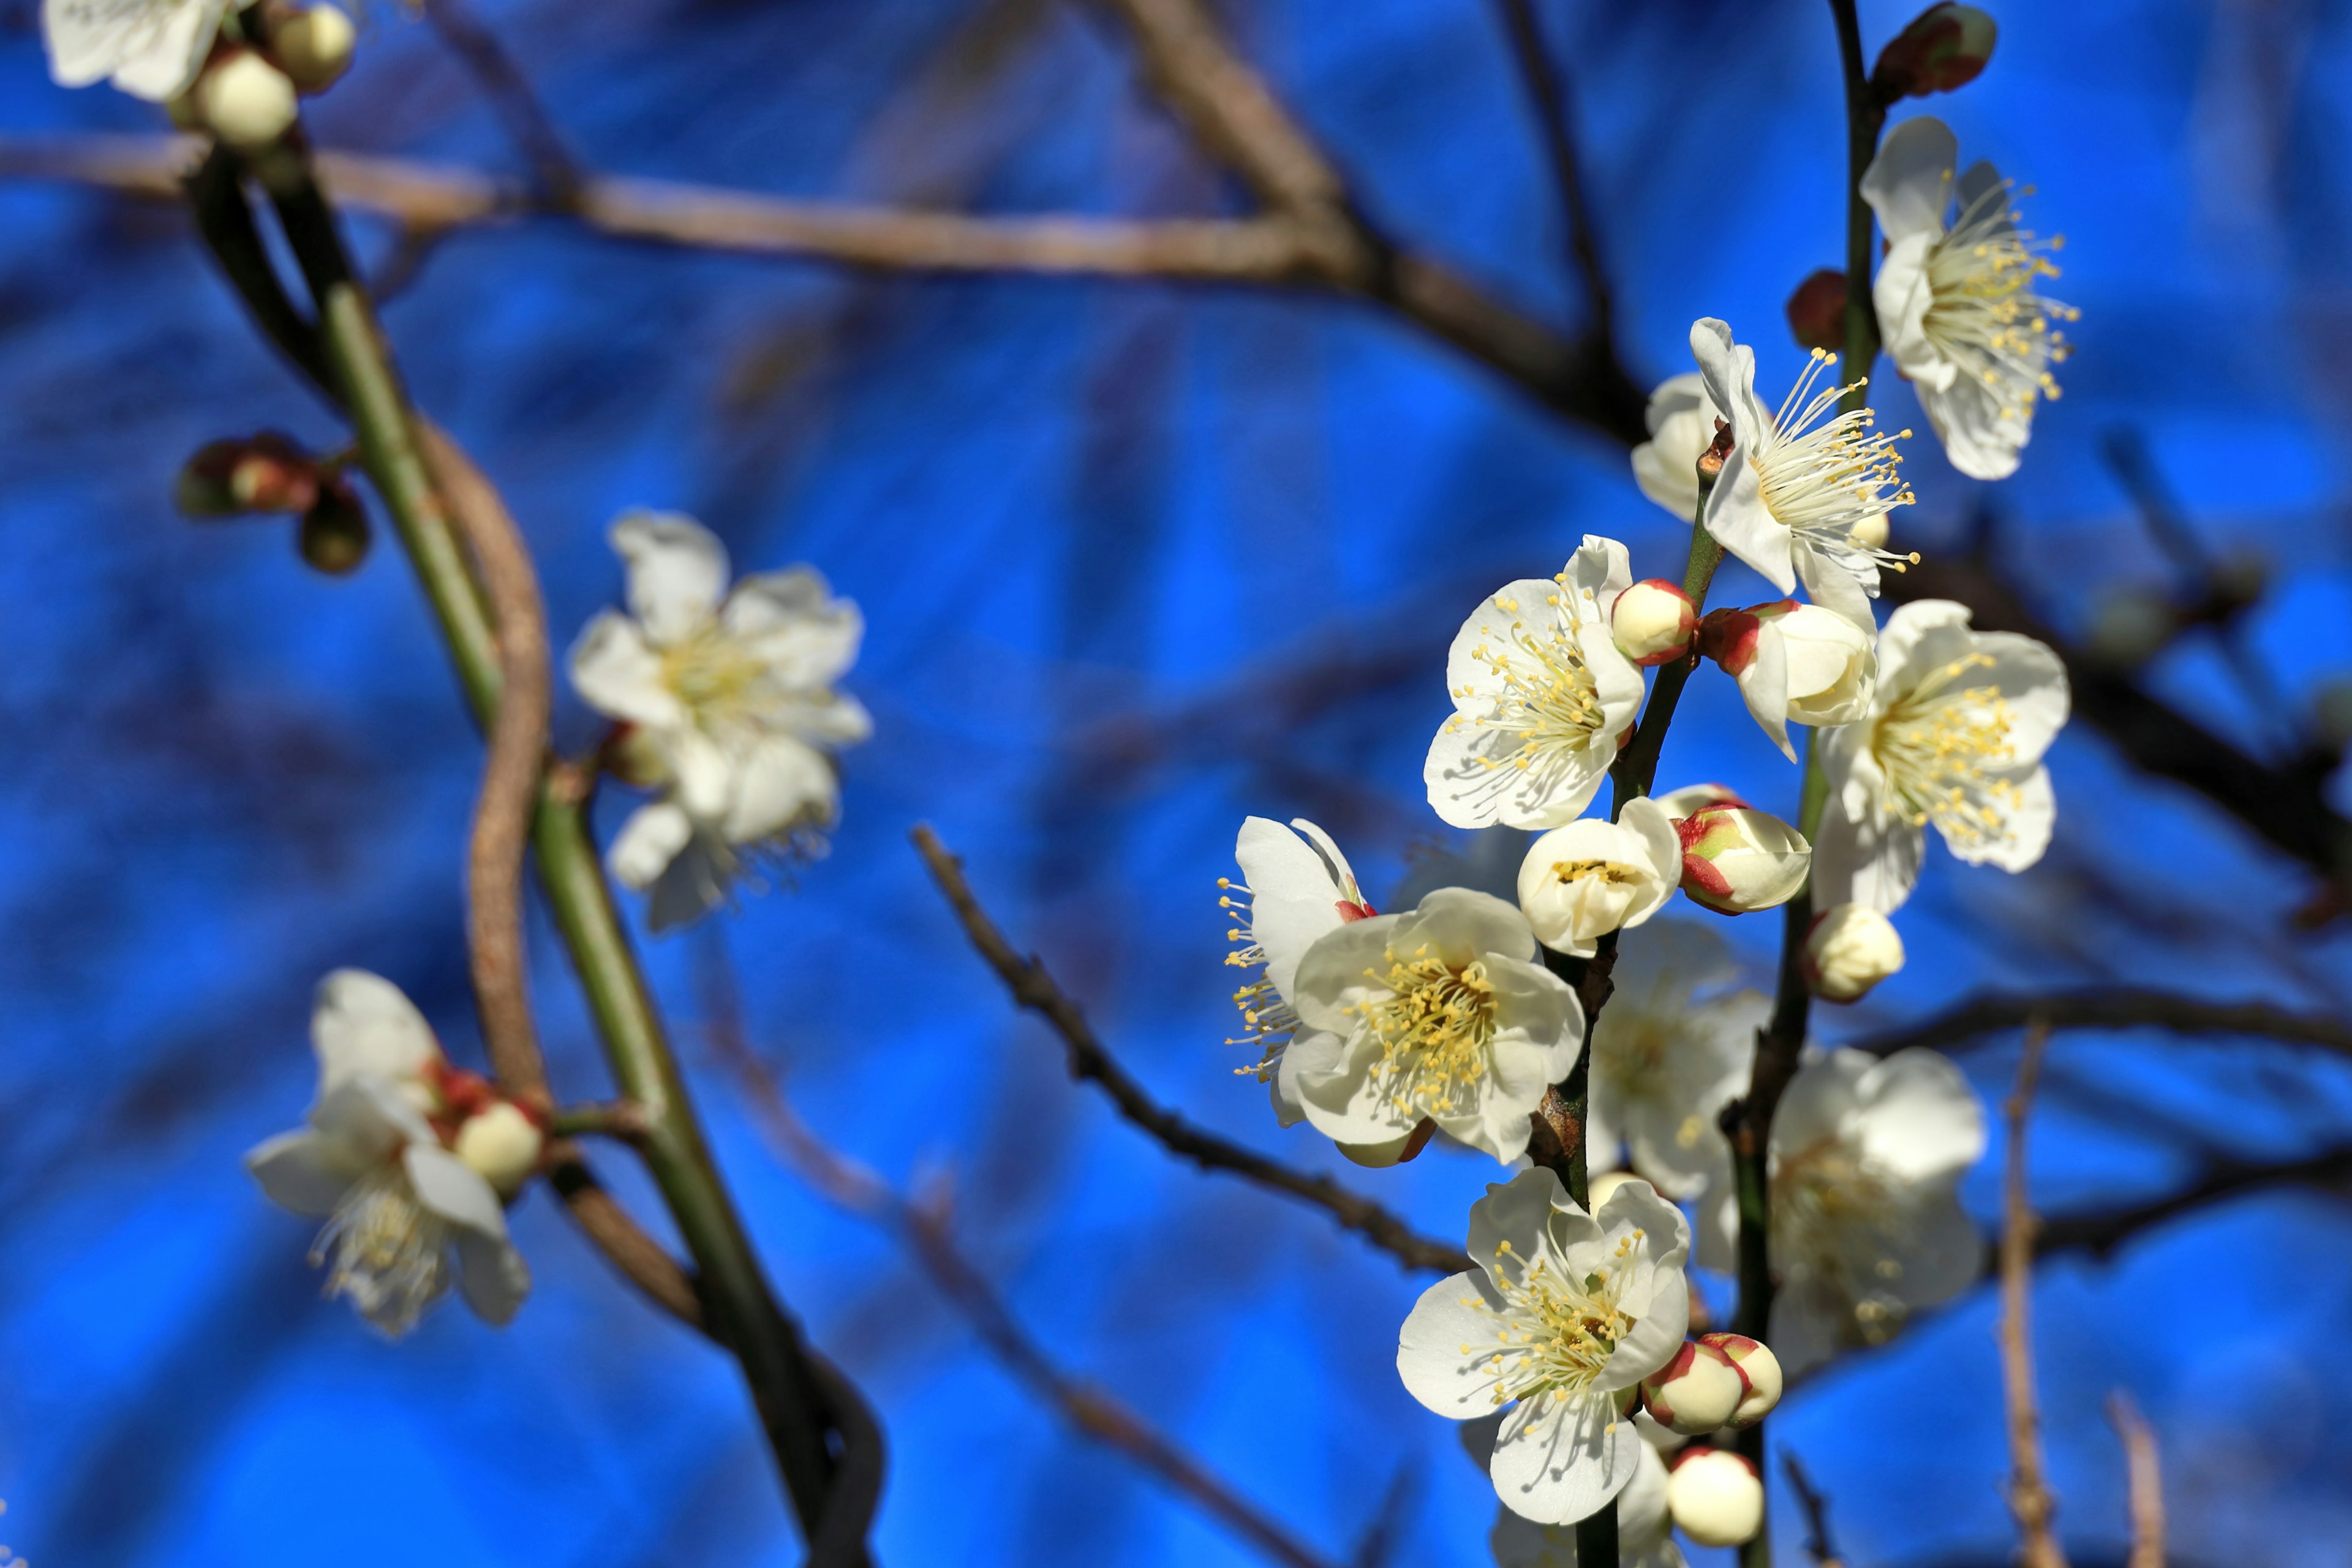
<box><xmin>1754</xmin><ymin>351</ymin><xmax>1917</xmax><ymax>556</ymax></box>
<box><xmin>311</xmin><ymin>1166</ymin><xmax>451</xmax><ymax>1336</ymax></box>
<box><xmin>1925</xmin><ymin>179</ymin><xmax>2077</xmax><ymax>419</ymax></box>
<box><xmin>1352</xmin><ymin>944</ymin><xmax>1498</xmax><ymax>1116</ymax></box>
<box><xmin>660</xmin><ymin>625</ymin><xmax>775</xmax><ymax>739</ymax></box>
<box><xmin>1463</xmin><ymin>1235</ymin><xmax>1640</xmax><ymax>1406</ymax></box>
<box><xmin>1773</xmin><ymin>1139</ymin><xmax>1913</xmax><ymax>1343</ymax></box>
<box><xmin>1871</xmin><ymin>651</ymin><xmax>2020</xmax><ymax>843</ymax></box>
<box><xmin>1455</xmin><ymin>589</ymin><xmax>1608</xmax><ymax>773</ymax></box>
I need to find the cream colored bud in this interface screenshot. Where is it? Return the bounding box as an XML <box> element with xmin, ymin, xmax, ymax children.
<box><xmin>1802</xmin><ymin>903</ymin><xmax>1905</xmax><ymax>1003</ymax></box>
<box><xmin>1612</xmin><ymin>579</ymin><xmax>1698</xmax><ymax>667</ymax></box>
<box><xmin>1588</xmin><ymin>1170</ymin><xmax>1637</xmax><ymax>1210</ymax></box>
<box><xmin>273</xmin><ymin>4</ymin><xmax>357</xmax><ymax>94</ymax></box>
<box><xmin>1678</xmin><ymin>804</ymin><xmax>1810</xmax><ymax>915</ymax></box>
<box><xmin>1700</xmin><ymin>1333</ymin><xmax>1783</xmax><ymax>1426</ymax></box>
<box><xmin>1849</xmin><ymin>512</ymin><xmax>1890</xmax><ymax>551</ymax></box>
<box><xmin>1667</xmin><ymin>1449</ymin><xmax>1764</xmax><ymax>1547</ymax></box>
<box><xmin>454</xmin><ymin>1102</ymin><xmax>545</xmax><ymax>1197</ymax></box>
<box><xmin>1640</xmin><ymin>1340</ymin><xmax>1746</xmax><ymax>1435</ymax></box>
<box><xmin>198</xmin><ymin>52</ymin><xmax>300</xmax><ymax>149</ymax></box>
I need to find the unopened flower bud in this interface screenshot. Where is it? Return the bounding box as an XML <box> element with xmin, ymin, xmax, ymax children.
<box><xmin>1674</xmin><ymin>801</ymin><xmax>1810</xmax><ymax>915</ymax></box>
<box><xmin>1698</xmin><ymin>1333</ymin><xmax>1783</xmax><ymax>1426</ymax></box>
<box><xmin>1871</xmin><ymin>3</ymin><xmax>1997</xmax><ymax>100</ymax></box>
<box><xmin>1785</xmin><ymin>268</ymin><xmax>1847</xmax><ymax>355</ymax></box>
<box><xmin>1613</xmin><ymin>579</ymin><xmax>1699</xmax><ymax>667</ymax></box>
<box><xmin>1667</xmin><ymin>1449</ymin><xmax>1764</xmax><ymax>1547</ymax></box>
<box><xmin>195</xmin><ymin>50</ymin><xmax>301</xmax><ymax>149</ymax></box>
<box><xmin>176</xmin><ymin>432</ymin><xmax>316</xmax><ymax>518</ymax></box>
<box><xmin>1517</xmin><ymin>796</ymin><xmax>1681</xmax><ymax>957</ymax></box>
<box><xmin>1849</xmin><ymin>511</ymin><xmax>1890</xmax><ymax>551</ymax></box>
<box><xmin>1640</xmin><ymin>1340</ymin><xmax>1746</xmax><ymax>1435</ymax></box>
<box><xmin>272</xmin><ymin>4</ymin><xmax>356</xmax><ymax>93</ymax></box>
<box><xmin>1803</xmin><ymin>903</ymin><xmax>1905</xmax><ymax>1003</ymax></box>
<box><xmin>453</xmin><ymin>1101</ymin><xmax>545</xmax><ymax>1197</ymax></box>
<box><xmin>298</xmin><ymin>483</ymin><xmax>371</xmax><ymax>575</ymax></box>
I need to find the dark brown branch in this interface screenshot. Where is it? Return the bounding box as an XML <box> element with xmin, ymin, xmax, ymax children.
<box><xmin>1488</xmin><ymin>0</ymin><xmax>1617</xmax><ymax>347</ymax></box>
<box><xmin>699</xmin><ymin>970</ymin><xmax>1341</xmax><ymax>1568</ymax></box>
<box><xmin>2001</xmin><ymin>1021</ymin><xmax>2067</xmax><ymax>1568</ymax></box>
<box><xmin>2028</xmin><ymin>1141</ymin><xmax>2352</xmax><ymax>1262</ymax></box>
<box><xmin>908</xmin><ymin>824</ymin><xmax>1472</xmax><ymax>1276</ymax></box>
<box><xmin>1782</xmin><ymin>1452</ymin><xmax>1847</xmax><ymax>1568</ymax></box>
<box><xmin>2107</xmin><ymin>1392</ymin><xmax>2165</xmax><ymax>1568</ymax></box>
<box><xmin>421</xmin><ymin>0</ymin><xmax>582</xmax><ymax>204</ymax></box>
<box><xmin>1847</xmin><ymin>988</ymin><xmax>2352</xmax><ymax>1061</ymax></box>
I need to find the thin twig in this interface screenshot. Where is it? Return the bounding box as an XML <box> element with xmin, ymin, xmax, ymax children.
<box><xmin>2106</xmin><ymin>1392</ymin><xmax>2165</xmax><ymax>1568</ymax></box>
<box><xmin>2026</xmin><ymin>1140</ymin><xmax>2352</xmax><ymax>1262</ymax></box>
<box><xmin>1849</xmin><ymin>989</ymin><xmax>2352</xmax><ymax>1061</ymax></box>
<box><xmin>908</xmin><ymin>824</ymin><xmax>1471</xmax><ymax>1276</ymax></box>
<box><xmin>1487</xmin><ymin>0</ymin><xmax>1616</xmax><ymax>347</ymax></box>
<box><xmin>421</xmin><ymin>0</ymin><xmax>582</xmax><ymax>204</ymax></box>
<box><xmin>2002</xmin><ymin>1020</ymin><xmax>2067</xmax><ymax>1568</ymax></box>
<box><xmin>1782</xmin><ymin>1452</ymin><xmax>1847</xmax><ymax>1568</ymax></box>
<box><xmin>696</xmin><ymin>957</ymin><xmax>1342</xmax><ymax>1568</ymax></box>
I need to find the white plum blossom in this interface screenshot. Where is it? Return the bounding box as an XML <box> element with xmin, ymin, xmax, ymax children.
<box><xmin>1692</xmin><ymin>318</ymin><xmax>1917</xmax><ymax>630</ymax></box>
<box><xmin>244</xmin><ymin>970</ymin><xmax>533</xmax><ymax>1337</ymax></box>
<box><xmin>1629</xmin><ymin>372</ymin><xmax>1718</xmax><ymax>525</ymax></box>
<box><xmin>1699</xmin><ymin>600</ymin><xmax>1877</xmax><ymax>763</ymax></box>
<box><xmin>1400</xmin><ymin>1168</ymin><xmax>1691</xmax><ymax>1524</ymax></box>
<box><xmin>1583</xmin><ymin>921</ymin><xmax>1761</xmax><ymax>1199</ymax></box>
<box><xmin>1220</xmin><ymin>816</ymin><xmax>1375</xmax><ymax>1126</ymax></box>
<box><xmin>1862</xmin><ymin>115</ymin><xmax>2075</xmax><ymax>480</ymax></box>
<box><xmin>1515</xmin><ymin>796</ymin><xmax>1681</xmax><ymax>959</ymax></box>
<box><xmin>1287</xmin><ymin>889</ymin><xmax>1581</xmax><ymax>1165</ymax></box>
<box><xmin>43</xmin><ymin>0</ymin><xmax>232</xmax><ymax>100</ymax></box>
<box><xmin>1812</xmin><ymin>599</ymin><xmax>2069</xmax><ymax>914</ymax></box>
<box><xmin>1427</xmin><ymin>537</ymin><xmax>1645</xmax><ymax>831</ymax></box>
<box><xmin>570</xmin><ymin>512</ymin><xmax>870</xmax><ymax>930</ymax></box>
<box><xmin>1699</xmin><ymin>1047</ymin><xmax>1986</xmax><ymax>1374</ymax></box>
<box><xmin>1488</xmin><ymin>1438</ymin><xmax>1686</xmax><ymax>1568</ymax></box>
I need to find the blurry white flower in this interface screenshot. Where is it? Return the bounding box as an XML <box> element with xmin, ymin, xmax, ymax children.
<box><xmin>1666</xmin><ymin>1449</ymin><xmax>1763</xmax><ymax>1547</ymax></box>
<box><xmin>1639</xmin><ymin>1339</ymin><xmax>1746</xmax><ymax>1436</ymax></box>
<box><xmin>1629</xmin><ymin>372</ymin><xmax>1717</xmax><ymax>526</ymax></box>
<box><xmin>1812</xmin><ymin>599</ymin><xmax>2069</xmax><ymax>914</ymax></box>
<box><xmin>1699</xmin><ymin>1333</ymin><xmax>1782</xmax><ymax>1427</ymax></box>
<box><xmin>1401</xmin><ymin>1169</ymin><xmax>1691</xmax><ymax>1524</ymax></box>
<box><xmin>570</xmin><ymin>512</ymin><xmax>870</xmax><ymax>930</ymax></box>
<box><xmin>1699</xmin><ymin>600</ymin><xmax>1877</xmax><ymax>762</ymax></box>
<box><xmin>1515</xmin><ymin>797</ymin><xmax>1681</xmax><ymax>959</ymax></box>
<box><xmin>1699</xmin><ymin>1047</ymin><xmax>1986</xmax><ymax>1374</ymax></box>
<box><xmin>1670</xmin><ymin>797</ymin><xmax>1810</xmax><ymax>916</ymax></box>
<box><xmin>1221</xmin><ymin>816</ymin><xmax>1375</xmax><ymax>1126</ymax></box>
<box><xmin>244</xmin><ymin>971</ymin><xmax>533</xmax><ymax>1337</ymax></box>
<box><xmin>43</xmin><ymin>0</ymin><xmax>230</xmax><ymax>99</ymax></box>
<box><xmin>1427</xmin><ymin>538</ymin><xmax>1645</xmax><ymax>831</ymax></box>
<box><xmin>1802</xmin><ymin>904</ymin><xmax>1906</xmax><ymax>1003</ymax></box>
<box><xmin>1691</xmin><ymin>318</ymin><xmax>1917</xmax><ymax>629</ymax></box>
<box><xmin>1862</xmin><ymin>115</ymin><xmax>2075</xmax><ymax>480</ymax></box>
<box><xmin>1489</xmin><ymin>1439</ymin><xmax>1686</xmax><ymax>1568</ymax></box>
<box><xmin>1287</xmin><ymin>889</ymin><xmax>1581</xmax><ymax>1164</ymax></box>
<box><xmin>1585</xmin><ymin>921</ymin><xmax>1760</xmax><ymax>1199</ymax></box>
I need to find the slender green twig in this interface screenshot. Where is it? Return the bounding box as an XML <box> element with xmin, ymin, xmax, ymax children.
<box><xmin>1828</xmin><ymin>0</ymin><xmax>1885</xmax><ymax>417</ymax></box>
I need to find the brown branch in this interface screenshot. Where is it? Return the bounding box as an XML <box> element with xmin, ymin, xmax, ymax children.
<box><xmin>2029</xmin><ymin>1140</ymin><xmax>2352</xmax><ymax>1262</ymax></box>
<box><xmin>908</xmin><ymin>824</ymin><xmax>1472</xmax><ymax>1276</ymax></box>
<box><xmin>2107</xmin><ymin>1393</ymin><xmax>2165</xmax><ymax>1568</ymax></box>
<box><xmin>698</xmin><ymin>964</ymin><xmax>1341</xmax><ymax>1568</ymax></box>
<box><xmin>1782</xmin><ymin>1452</ymin><xmax>1847</xmax><ymax>1568</ymax></box>
<box><xmin>420</xmin><ymin>0</ymin><xmax>582</xmax><ymax>204</ymax></box>
<box><xmin>1847</xmin><ymin>989</ymin><xmax>2352</xmax><ymax>1061</ymax></box>
<box><xmin>2002</xmin><ymin>1020</ymin><xmax>2067</xmax><ymax>1568</ymax></box>
<box><xmin>1487</xmin><ymin>0</ymin><xmax>1616</xmax><ymax>347</ymax></box>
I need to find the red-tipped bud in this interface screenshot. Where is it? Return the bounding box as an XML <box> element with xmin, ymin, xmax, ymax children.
<box><xmin>1786</xmin><ymin>268</ymin><xmax>1848</xmax><ymax>355</ymax></box>
<box><xmin>1695</xmin><ymin>605</ymin><xmax>1766</xmax><ymax>676</ymax></box>
<box><xmin>1612</xmin><ymin>579</ymin><xmax>1699</xmax><ymax>667</ymax></box>
<box><xmin>298</xmin><ymin>481</ymin><xmax>371</xmax><ymax>576</ymax></box>
<box><xmin>1871</xmin><ymin>4</ymin><xmax>1997</xmax><ymax>100</ymax></box>
<box><xmin>1667</xmin><ymin>1449</ymin><xmax>1765</xmax><ymax>1547</ymax></box>
<box><xmin>1640</xmin><ymin>1339</ymin><xmax>1746</xmax><ymax>1435</ymax></box>
<box><xmin>1698</xmin><ymin>1333</ymin><xmax>1784</xmax><ymax>1426</ymax></box>
<box><xmin>1675</xmin><ymin>802</ymin><xmax>1810</xmax><ymax>916</ymax></box>
<box><xmin>177</xmin><ymin>431</ymin><xmax>318</xmax><ymax>518</ymax></box>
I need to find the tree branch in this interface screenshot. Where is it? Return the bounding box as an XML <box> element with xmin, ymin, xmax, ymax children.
<box><xmin>420</xmin><ymin>0</ymin><xmax>582</xmax><ymax>205</ymax></box>
<box><xmin>698</xmin><ymin>959</ymin><xmax>1343</xmax><ymax>1568</ymax></box>
<box><xmin>1782</xmin><ymin>1452</ymin><xmax>1847</xmax><ymax>1568</ymax></box>
<box><xmin>1847</xmin><ymin>988</ymin><xmax>2352</xmax><ymax>1061</ymax></box>
<box><xmin>1487</xmin><ymin>0</ymin><xmax>1616</xmax><ymax>347</ymax></box>
<box><xmin>2002</xmin><ymin>1020</ymin><xmax>2067</xmax><ymax>1568</ymax></box>
<box><xmin>2029</xmin><ymin>1140</ymin><xmax>2352</xmax><ymax>1262</ymax></box>
<box><xmin>908</xmin><ymin>824</ymin><xmax>1471</xmax><ymax>1276</ymax></box>
<box><xmin>2107</xmin><ymin>1393</ymin><xmax>2165</xmax><ymax>1568</ymax></box>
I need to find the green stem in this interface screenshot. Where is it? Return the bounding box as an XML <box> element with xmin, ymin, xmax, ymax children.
<box><xmin>1830</xmin><ymin>0</ymin><xmax>1887</xmax><ymax>417</ymax></box>
<box><xmin>1607</xmin><ymin>478</ymin><xmax>1725</xmax><ymax>816</ymax></box>
<box><xmin>217</xmin><ymin>145</ymin><xmax>856</xmax><ymax>1549</ymax></box>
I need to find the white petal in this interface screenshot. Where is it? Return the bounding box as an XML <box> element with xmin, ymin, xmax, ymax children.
<box><xmin>1491</xmin><ymin>1394</ymin><xmax>1644</xmax><ymax>1525</ymax></box>
<box><xmin>1703</xmin><ymin>451</ymin><xmax>1795</xmax><ymax>594</ymax></box>
<box><xmin>1917</xmin><ymin>372</ymin><xmax>2027</xmax><ymax>481</ymax></box>
<box><xmin>1792</xmin><ymin>543</ymin><xmax>1879</xmax><ymax>634</ymax></box>
<box><xmin>1884</xmin><ymin>1186</ymin><xmax>1983</xmax><ymax>1310</ymax></box>
<box><xmin>1235</xmin><ymin>816</ymin><xmax>1351</xmax><ymax>999</ymax></box>
<box><xmin>671</xmin><ymin>729</ymin><xmax>736</xmax><ymax>821</ymax></box>
<box><xmin>722</xmin><ymin>567</ymin><xmax>863</xmax><ymax>686</ymax></box>
<box><xmin>1767</xmin><ymin>1050</ymin><xmax>1871</xmax><ymax>1164</ymax></box>
<box><xmin>567</xmin><ymin>609</ymin><xmax>682</xmax><ymax>728</ymax></box>
<box><xmin>646</xmin><ymin>835</ymin><xmax>736</xmax><ymax>932</ymax></box>
<box><xmin>1565</xmin><ymin>535</ymin><xmax>1634</xmax><ymax>610</ymax></box>
<box><xmin>245</xmin><ymin>1128</ymin><xmax>358</xmax><ymax>1217</ymax></box>
<box><xmin>1872</xmin><ymin>233</ymin><xmax>1949</xmax><ymax>390</ymax></box>
<box><xmin>723</xmin><ymin>736</ymin><xmax>836</xmax><ymax>843</ymax></box>
<box><xmin>1467</xmin><ymin>1166</ymin><xmax>1576</xmax><ymax>1279</ymax></box>
<box><xmin>1289</xmin><ymin>916</ymin><xmax>1398</xmax><ymax>1036</ymax></box>
<box><xmin>1856</xmin><ymin>1048</ymin><xmax>1986</xmax><ymax>1182</ymax></box>
<box><xmin>1860</xmin><ymin>115</ymin><xmax>1958</xmax><ymax>243</ymax></box>
<box><xmin>453</xmin><ymin>1226</ymin><xmax>532</xmax><ymax>1325</ymax></box>
<box><xmin>312</xmin><ymin>1074</ymin><xmax>434</xmax><ymax>1155</ymax></box>
<box><xmin>1952</xmin><ymin>764</ymin><xmax>2053</xmax><ymax>872</ymax></box>
<box><xmin>1974</xmin><ymin>634</ymin><xmax>2071</xmax><ymax>760</ymax></box>
<box><xmin>611</xmin><ymin>511</ymin><xmax>728</xmax><ymax>646</ymax></box>
<box><xmin>1397</xmin><ymin>1268</ymin><xmax>1515</xmax><ymax>1415</ymax></box>
<box><xmin>1735</xmin><ymin>623</ymin><xmax>1795</xmax><ymax>761</ymax></box>
<box><xmin>1809</xmin><ymin>790</ymin><xmax>1924</xmax><ymax>915</ymax></box>
<box><xmin>608</xmin><ymin>799</ymin><xmax>695</xmax><ymax>891</ymax></box>
<box><xmin>312</xmin><ymin>970</ymin><xmax>439</xmax><ymax>1092</ymax></box>
<box><xmin>403</xmin><ymin>1143</ymin><xmax>510</xmax><ymax>1238</ymax></box>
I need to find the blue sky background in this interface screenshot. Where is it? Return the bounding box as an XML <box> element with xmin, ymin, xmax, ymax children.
<box><xmin>1</xmin><ymin>0</ymin><xmax>2350</xmax><ymax>1564</ymax></box>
